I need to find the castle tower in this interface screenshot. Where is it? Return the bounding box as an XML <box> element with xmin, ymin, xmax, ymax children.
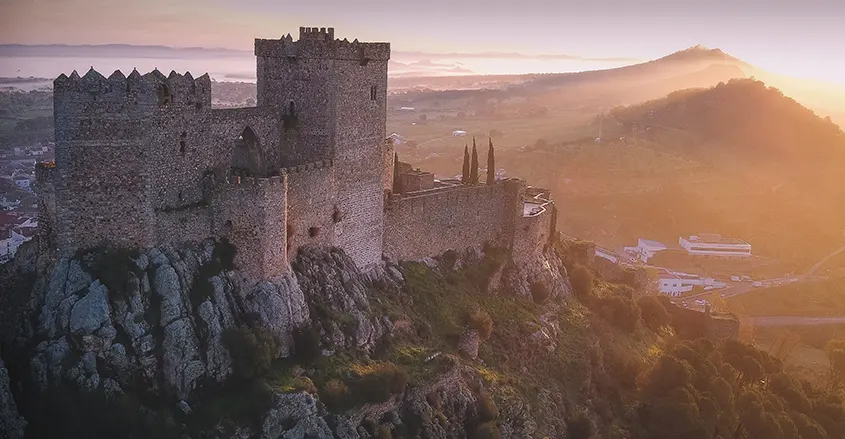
<box><xmin>255</xmin><ymin>27</ymin><xmax>390</xmax><ymax>268</ymax></box>
<box><xmin>51</xmin><ymin>68</ymin><xmax>159</xmax><ymax>252</ymax></box>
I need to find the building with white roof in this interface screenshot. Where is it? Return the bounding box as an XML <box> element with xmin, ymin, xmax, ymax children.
<box><xmin>680</xmin><ymin>233</ymin><xmax>751</xmax><ymax>258</ymax></box>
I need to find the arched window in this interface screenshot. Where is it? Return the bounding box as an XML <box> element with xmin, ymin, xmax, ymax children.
<box><xmin>231</xmin><ymin>127</ymin><xmax>266</xmax><ymax>177</ymax></box>
<box><xmin>370</xmin><ymin>85</ymin><xmax>377</xmax><ymax>101</ymax></box>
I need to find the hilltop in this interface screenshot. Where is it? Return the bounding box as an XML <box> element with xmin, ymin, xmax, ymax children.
<box><xmin>606</xmin><ymin>78</ymin><xmax>845</xmax><ymax>161</ymax></box>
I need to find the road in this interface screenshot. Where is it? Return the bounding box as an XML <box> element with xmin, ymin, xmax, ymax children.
<box><xmin>742</xmin><ymin>316</ymin><xmax>845</xmax><ymax>327</ymax></box>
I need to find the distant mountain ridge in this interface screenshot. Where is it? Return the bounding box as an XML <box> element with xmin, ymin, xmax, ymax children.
<box><xmin>0</xmin><ymin>44</ymin><xmax>252</xmax><ymax>59</ymax></box>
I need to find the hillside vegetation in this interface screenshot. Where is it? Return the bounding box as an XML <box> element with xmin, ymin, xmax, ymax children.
<box><xmin>608</xmin><ymin>78</ymin><xmax>845</xmax><ymax>161</ymax></box>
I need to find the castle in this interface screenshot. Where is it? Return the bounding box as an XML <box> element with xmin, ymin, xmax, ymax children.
<box><xmin>35</xmin><ymin>27</ymin><xmax>556</xmax><ymax>280</ymax></box>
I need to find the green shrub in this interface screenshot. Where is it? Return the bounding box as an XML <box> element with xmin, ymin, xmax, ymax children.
<box><xmin>570</xmin><ymin>265</ymin><xmax>594</xmax><ymax>302</ymax></box>
<box><xmin>529</xmin><ymin>281</ymin><xmax>550</xmax><ymax>304</ymax></box>
<box><xmin>477</xmin><ymin>391</ymin><xmax>499</xmax><ymax>422</ymax></box>
<box><xmin>222</xmin><ymin>326</ymin><xmax>279</xmax><ymax>379</ymax></box>
<box><xmin>213</xmin><ymin>238</ymin><xmax>237</xmax><ymax>270</ymax></box>
<box><xmin>596</xmin><ymin>296</ymin><xmax>641</xmax><ymax>332</ymax></box>
<box><xmin>468</xmin><ymin>309</ymin><xmax>493</xmax><ymax>340</ymax></box>
<box><xmin>320</xmin><ymin>379</ymin><xmax>350</xmax><ymax>411</ymax></box>
<box><xmin>567</xmin><ymin>411</ymin><xmax>595</xmax><ymax>439</ymax></box>
<box><xmin>471</xmin><ymin>421</ymin><xmax>501</xmax><ymax>439</ymax></box>
<box><xmin>637</xmin><ymin>296</ymin><xmax>670</xmax><ymax>332</ymax></box>
<box><xmin>351</xmin><ymin>362</ymin><xmax>408</xmax><ymax>404</ymax></box>
<box><xmin>292</xmin><ymin>325</ymin><xmax>321</xmax><ymax>365</ymax></box>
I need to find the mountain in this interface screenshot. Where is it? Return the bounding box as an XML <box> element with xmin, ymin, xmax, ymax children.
<box><xmin>606</xmin><ymin>78</ymin><xmax>845</xmax><ymax>161</ymax></box>
<box><xmin>0</xmin><ymin>44</ymin><xmax>251</xmax><ymax>59</ymax></box>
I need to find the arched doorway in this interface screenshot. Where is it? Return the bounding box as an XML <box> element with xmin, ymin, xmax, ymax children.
<box><xmin>231</xmin><ymin>127</ymin><xmax>266</xmax><ymax>177</ymax></box>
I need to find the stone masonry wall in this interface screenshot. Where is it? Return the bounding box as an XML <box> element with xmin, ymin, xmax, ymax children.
<box><xmin>285</xmin><ymin>161</ymin><xmax>336</xmax><ymax>261</ymax></box>
<box><xmin>330</xmin><ymin>54</ymin><xmax>390</xmax><ymax>269</ymax></box>
<box><xmin>52</xmin><ymin>69</ymin><xmax>160</xmax><ymax>252</ymax></box>
<box><xmin>511</xmin><ymin>204</ymin><xmax>554</xmax><ymax>266</ymax></box>
<box><xmin>383</xmin><ymin>180</ymin><xmax>524</xmax><ymax>262</ymax></box>
<box><xmin>211</xmin><ymin>175</ymin><xmax>288</xmax><ymax>280</ymax></box>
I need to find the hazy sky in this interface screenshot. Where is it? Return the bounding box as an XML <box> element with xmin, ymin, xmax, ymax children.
<box><xmin>2</xmin><ymin>0</ymin><xmax>845</xmax><ymax>83</ymax></box>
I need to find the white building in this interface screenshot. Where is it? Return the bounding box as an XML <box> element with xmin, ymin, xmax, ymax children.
<box><xmin>679</xmin><ymin>234</ymin><xmax>751</xmax><ymax>258</ymax></box>
<box><xmin>0</xmin><ymin>229</ymin><xmax>31</xmax><ymax>264</ymax></box>
<box><xmin>625</xmin><ymin>238</ymin><xmax>667</xmax><ymax>263</ymax></box>
<box><xmin>658</xmin><ymin>270</ymin><xmax>690</xmax><ymax>296</ymax></box>
<box><xmin>595</xmin><ymin>246</ymin><xmax>618</xmax><ymax>264</ymax></box>
<box><xmin>13</xmin><ymin>176</ymin><xmax>30</xmax><ymax>189</ymax></box>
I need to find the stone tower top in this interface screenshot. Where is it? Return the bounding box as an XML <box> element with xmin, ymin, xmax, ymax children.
<box><xmin>255</xmin><ymin>26</ymin><xmax>390</xmax><ymax>61</ymax></box>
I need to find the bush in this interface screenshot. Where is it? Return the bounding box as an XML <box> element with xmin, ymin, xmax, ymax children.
<box><xmin>320</xmin><ymin>379</ymin><xmax>350</xmax><ymax>411</ymax></box>
<box><xmin>222</xmin><ymin>326</ymin><xmax>279</xmax><ymax>379</ymax></box>
<box><xmin>570</xmin><ymin>265</ymin><xmax>594</xmax><ymax>302</ymax></box>
<box><xmin>213</xmin><ymin>238</ymin><xmax>237</xmax><ymax>270</ymax></box>
<box><xmin>567</xmin><ymin>411</ymin><xmax>595</xmax><ymax>439</ymax></box>
<box><xmin>477</xmin><ymin>391</ymin><xmax>499</xmax><ymax>422</ymax></box>
<box><xmin>292</xmin><ymin>325</ymin><xmax>321</xmax><ymax>365</ymax></box>
<box><xmin>637</xmin><ymin>296</ymin><xmax>670</xmax><ymax>332</ymax></box>
<box><xmin>530</xmin><ymin>281</ymin><xmax>550</xmax><ymax>304</ymax></box>
<box><xmin>351</xmin><ymin>362</ymin><xmax>408</xmax><ymax>404</ymax></box>
<box><xmin>468</xmin><ymin>310</ymin><xmax>493</xmax><ymax>340</ymax></box>
<box><xmin>471</xmin><ymin>421</ymin><xmax>501</xmax><ymax>439</ymax></box>
<box><xmin>596</xmin><ymin>296</ymin><xmax>641</xmax><ymax>332</ymax></box>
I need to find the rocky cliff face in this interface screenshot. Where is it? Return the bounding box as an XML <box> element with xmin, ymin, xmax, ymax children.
<box><xmin>0</xmin><ymin>240</ymin><xmax>574</xmax><ymax>439</ymax></box>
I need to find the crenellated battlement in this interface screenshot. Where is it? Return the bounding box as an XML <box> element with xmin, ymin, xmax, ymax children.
<box><xmin>255</xmin><ymin>27</ymin><xmax>390</xmax><ymax>61</ymax></box>
<box><xmin>53</xmin><ymin>67</ymin><xmax>212</xmax><ymax>110</ymax></box>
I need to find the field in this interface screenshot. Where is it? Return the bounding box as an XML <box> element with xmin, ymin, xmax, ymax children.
<box><xmin>727</xmin><ymin>277</ymin><xmax>845</xmax><ymax>317</ymax></box>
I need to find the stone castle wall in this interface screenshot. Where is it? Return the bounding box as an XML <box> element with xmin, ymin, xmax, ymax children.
<box><xmin>285</xmin><ymin>161</ymin><xmax>336</xmax><ymax>261</ymax></box>
<box><xmin>511</xmin><ymin>204</ymin><xmax>555</xmax><ymax>266</ymax></box>
<box><xmin>41</xmin><ymin>27</ymin><xmax>556</xmax><ymax>283</ymax></box>
<box><xmin>383</xmin><ymin>180</ymin><xmax>524</xmax><ymax>261</ymax></box>
<box><xmin>212</xmin><ymin>175</ymin><xmax>288</xmax><ymax>279</ymax></box>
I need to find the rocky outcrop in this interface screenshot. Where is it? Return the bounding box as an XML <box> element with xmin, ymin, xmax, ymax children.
<box><xmin>1</xmin><ymin>241</ymin><xmax>571</xmax><ymax>439</ymax></box>
<box><xmin>22</xmin><ymin>239</ymin><xmax>313</xmax><ymax>400</ymax></box>
<box><xmin>293</xmin><ymin>248</ymin><xmax>395</xmax><ymax>354</ymax></box>
<box><xmin>0</xmin><ymin>344</ymin><xmax>26</xmax><ymax>439</ymax></box>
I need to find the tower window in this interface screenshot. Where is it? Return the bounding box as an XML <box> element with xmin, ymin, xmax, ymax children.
<box><xmin>370</xmin><ymin>85</ymin><xmax>377</xmax><ymax>101</ymax></box>
<box><xmin>179</xmin><ymin>140</ymin><xmax>186</xmax><ymax>155</ymax></box>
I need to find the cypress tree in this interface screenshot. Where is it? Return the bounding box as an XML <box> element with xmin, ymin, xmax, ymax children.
<box><xmin>470</xmin><ymin>137</ymin><xmax>479</xmax><ymax>184</ymax></box>
<box><xmin>392</xmin><ymin>152</ymin><xmax>401</xmax><ymax>193</ymax></box>
<box><xmin>461</xmin><ymin>144</ymin><xmax>470</xmax><ymax>184</ymax></box>
<box><xmin>486</xmin><ymin>137</ymin><xmax>495</xmax><ymax>185</ymax></box>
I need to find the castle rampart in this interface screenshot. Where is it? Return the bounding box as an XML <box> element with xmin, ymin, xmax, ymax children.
<box><xmin>383</xmin><ymin>180</ymin><xmax>524</xmax><ymax>261</ymax></box>
<box><xmin>40</xmin><ymin>26</ymin><xmax>557</xmax><ymax>284</ymax></box>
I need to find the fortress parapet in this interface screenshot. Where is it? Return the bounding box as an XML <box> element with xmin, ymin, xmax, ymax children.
<box><xmin>255</xmin><ymin>27</ymin><xmax>390</xmax><ymax>61</ymax></box>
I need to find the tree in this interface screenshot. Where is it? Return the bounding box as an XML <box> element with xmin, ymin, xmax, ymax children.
<box><xmin>637</xmin><ymin>296</ymin><xmax>670</xmax><ymax>332</ymax></box>
<box><xmin>570</xmin><ymin>265</ymin><xmax>594</xmax><ymax>301</ymax></box>
<box><xmin>462</xmin><ymin>144</ymin><xmax>470</xmax><ymax>184</ymax></box>
<box><xmin>393</xmin><ymin>152</ymin><xmax>402</xmax><ymax>194</ymax></box>
<box><xmin>470</xmin><ymin>137</ymin><xmax>479</xmax><ymax>184</ymax></box>
<box><xmin>486</xmin><ymin>138</ymin><xmax>495</xmax><ymax>185</ymax></box>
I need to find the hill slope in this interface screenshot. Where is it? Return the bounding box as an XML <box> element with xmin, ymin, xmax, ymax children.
<box><xmin>607</xmin><ymin>78</ymin><xmax>845</xmax><ymax>161</ymax></box>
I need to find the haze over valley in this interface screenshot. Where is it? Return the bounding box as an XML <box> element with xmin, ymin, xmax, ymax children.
<box><xmin>3</xmin><ymin>3</ymin><xmax>845</xmax><ymax>439</ymax></box>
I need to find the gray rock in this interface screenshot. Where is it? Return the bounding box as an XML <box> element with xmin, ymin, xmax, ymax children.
<box><xmin>0</xmin><ymin>346</ymin><xmax>26</xmax><ymax>439</ymax></box>
<box><xmin>38</xmin><ymin>258</ymin><xmax>70</xmax><ymax>335</ymax></box>
<box><xmin>154</xmin><ymin>265</ymin><xmax>183</xmax><ymax>326</ymax></box>
<box><xmin>69</xmin><ymin>281</ymin><xmax>111</xmax><ymax>336</ymax></box>
<box><xmin>133</xmin><ymin>253</ymin><xmax>149</xmax><ymax>272</ymax></box>
<box><xmin>197</xmin><ymin>300</ymin><xmax>232</xmax><ymax>381</ymax></box>
<box><xmin>261</xmin><ymin>393</ymin><xmax>334</xmax><ymax>439</ymax></box>
<box><xmin>148</xmin><ymin>248</ymin><xmax>170</xmax><ymax>268</ymax></box>
<box><xmin>65</xmin><ymin>260</ymin><xmax>92</xmax><ymax>295</ymax></box>
<box><xmin>162</xmin><ymin>318</ymin><xmax>205</xmax><ymax>399</ymax></box>
<box><xmin>244</xmin><ymin>276</ymin><xmax>309</xmax><ymax>357</ymax></box>
<box><xmin>106</xmin><ymin>343</ymin><xmax>131</xmax><ymax>381</ymax></box>
<box><xmin>458</xmin><ymin>329</ymin><xmax>480</xmax><ymax>361</ymax></box>
<box><xmin>102</xmin><ymin>378</ymin><xmax>124</xmax><ymax>399</ymax></box>
<box><xmin>178</xmin><ymin>400</ymin><xmax>192</xmax><ymax>415</ymax></box>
